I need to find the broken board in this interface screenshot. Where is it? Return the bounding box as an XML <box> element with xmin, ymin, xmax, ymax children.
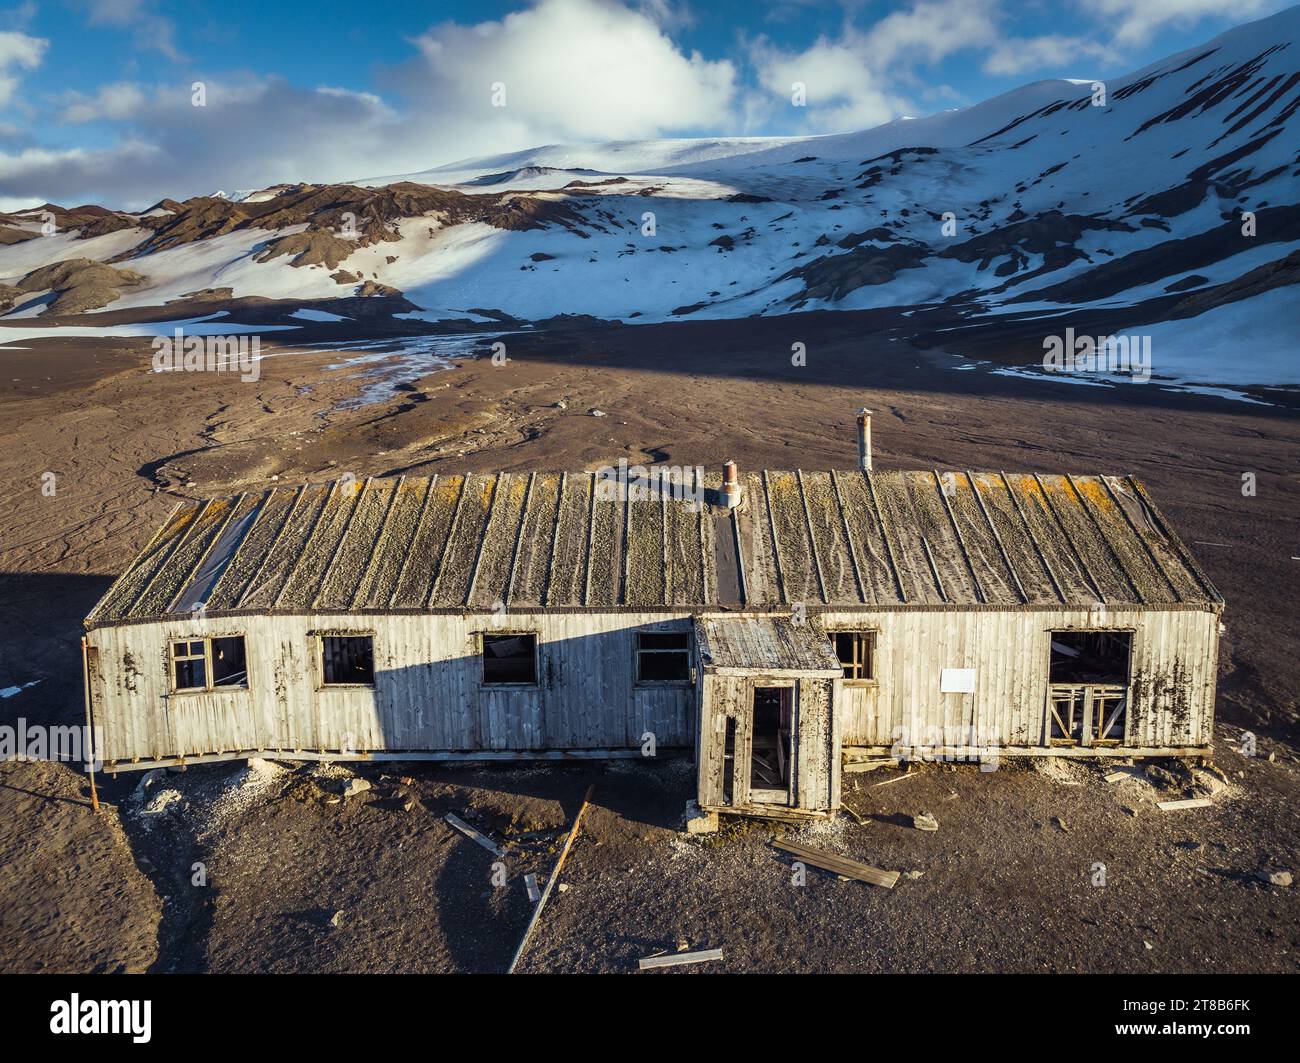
<box><xmin>774</xmin><ymin>839</ymin><xmax>900</xmax><ymax>888</ymax></box>
<box><xmin>1156</xmin><ymin>798</ymin><xmax>1213</xmax><ymax>811</ymax></box>
<box><xmin>445</xmin><ymin>813</ymin><xmax>505</xmax><ymax>856</ymax></box>
<box><xmin>639</xmin><ymin>948</ymin><xmax>724</xmax><ymax>971</ymax></box>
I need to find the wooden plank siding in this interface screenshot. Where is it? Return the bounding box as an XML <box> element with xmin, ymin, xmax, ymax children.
<box><xmin>89</xmin><ymin>611</ymin><xmax>697</xmax><ymax>766</ymax></box>
<box><xmin>822</xmin><ymin>607</ymin><xmax>1220</xmax><ymax>751</ymax></box>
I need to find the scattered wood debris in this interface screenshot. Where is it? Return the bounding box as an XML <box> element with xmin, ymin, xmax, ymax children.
<box><xmin>843</xmin><ymin>756</ymin><xmax>900</xmax><ymax>774</ymax></box>
<box><xmin>444</xmin><ymin>813</ymin><xmax>505</xmax><ymax>856</ymax></box>
<box><xmin>1156</xmin><ymin>798</ymin><xmax>1213</xmax><ymax>811</ymax></box>
<box><xmin>774</xmin><ymin>839</ymin><xmax>900</xmax><ymax>888</ymax></box>
<box><xmin>638</xmin><ymin>948</ymin><xmax>724</xmax><ymax>971</ymax></box>
<box><xmin>913</xmin><ymin>812</ymin><xmax>939</xmax><ymax>832</ymax></box>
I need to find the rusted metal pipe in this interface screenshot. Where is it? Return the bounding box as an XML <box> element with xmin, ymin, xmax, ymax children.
<box><xmin>721</xmin><ymin>459</ymin><xmax>742</xmax><ymax>508</ymax></box>
<box><xmin>81</xmin><ymin>636</ymin><xmax>100</xmax><ymax>813</ymax></box>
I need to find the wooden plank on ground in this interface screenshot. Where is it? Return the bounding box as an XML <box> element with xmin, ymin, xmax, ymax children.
<box><xmin>773</xmin><ymin>839</ymin><xmax>900</xmax><ymax>888</ymax></box>
<box><xmin>1157</xmin><ymin>798</ymin><xmax>1213</xmax><ymax>811</ymax></box>
<box><xmin>445</xmin><ymin>813</ymin><xmax>504</xmax><ymax>856</ymax></box>
<box><xmin>638</xmin><ymin>948</ymin><xmax>724</xmax><ymax>971</ymax></box>
<box><xmin>874</xmin><ymin>769</ymin><xmax>918</xmax><ymax>787</ymax></box>
<box><xmin>507</xmin><ymin>784</ymin><xmax>596</xmax><ymax>974</ymax></box>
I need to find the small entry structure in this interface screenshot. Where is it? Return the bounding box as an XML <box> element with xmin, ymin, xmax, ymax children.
<box><xmin>695</xmin><ymin>615</ymin><xmax>841</xmax><ymax>818</ymax></box>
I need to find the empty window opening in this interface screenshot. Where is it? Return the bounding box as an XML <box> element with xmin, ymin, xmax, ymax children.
<box><xmin>321</xmin><ymin>635</ymin><xmax>375</xmax><ymax>686</ymax></box>
<box><xmin>636</xmin><ymin>631</ymin><xmax>691</xmax><ymax>683</ymax></box>
<box><xmin>1048</xmin><ymin>631</ymin><xmax>1130</xmax><ymax>745</ymax></box>
<box><xmin>722</xmin><ymin>716</ymin><xmax>736</xmax><ymax>805</ymax></box>
<box><xmin>750</xmin><ymin>686</ymin><xmax>793</xmax><ymax>796</ymax></box>
<box><xmin>1049</xmin><ymin>631</ymin><xmax>1131</xmax><ymax>684</ymax></box>
<box><xmin>482</xmin><ymin>633</ymin><xmax>537</xmax><ymax>686</ymax></box>
<box><xmin>833</xmin><ymin>631</ymin><xmax>875</xmax><ymax>681</ymax></box>
<box><xmin>170</xmin><ymin>636</ymin><xmax>248</xmax><ymax>692</ymax></box>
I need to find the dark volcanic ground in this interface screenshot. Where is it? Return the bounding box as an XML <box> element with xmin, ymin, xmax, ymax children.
<box><xmin>0</xmin><ymin>314</ymin><xmax>1297</xmax><ymax>973</ymax></box>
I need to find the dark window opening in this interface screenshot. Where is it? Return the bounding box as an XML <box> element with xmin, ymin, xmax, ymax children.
<box><xmin>321</xmin><ymin>635</ymin><xmax>375</xmax><ymax>686</ymax></box>
<box><xmin>722</xmin><ymin>716</ymin><xmax>736</xmax><ymax>805</ymax></box>
<box><xmin>211</xmin><ymin>636</ymin><xmax>247</xmax><ymax>687</ymax></box>
<box><xmin>636</xmin><ymin>631</ymin><xmax>691</xmax><ymax>683</ymax></box>
<box><xmin>170</xmin><ymin>636</ymin><xmax>247</xmax><ymax>692</ymax></box>
<box><xmin>833</xmin><ymin>631</ymin><xmax>875</xmax><ymax>681</ymax></box>
<box><xmin>1049</xmin><ymin>631</ymin><xmax>1131</xmax><ymax>684</ymax></box>
<box><xmin>750</xmin><ymin>686</ymin><xmax>793</xmax><ymax>793</ymax></box>
<box><xmin>482</xmin><ymin>633</ymin><xmax>537</xmax><ymax>686</ymax></box>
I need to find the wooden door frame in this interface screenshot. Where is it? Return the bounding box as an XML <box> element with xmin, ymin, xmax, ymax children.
<box><xmin>743</xmin><ymin>678</ymin><xmax>795</xmax><ymax>807</ymax></box>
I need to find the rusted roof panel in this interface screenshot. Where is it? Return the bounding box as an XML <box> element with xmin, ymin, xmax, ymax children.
<box><xmin>87</xmin><ymin>468</ymin><xmax>1221</xmax><ymax>625</ymax></box>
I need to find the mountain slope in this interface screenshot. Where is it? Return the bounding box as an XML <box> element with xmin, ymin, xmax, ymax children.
<box><xmin>1</xmin><ymin>5</ymin><xmax>1297</xmax><ymax>390</ymax></box>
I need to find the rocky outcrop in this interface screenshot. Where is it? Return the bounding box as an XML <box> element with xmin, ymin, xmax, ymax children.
<box><xmin>12</xmin><ymin>258</ymin><xmax>146</xmax><ymax>315</ymax></box>
<box><xmin>779</xmin><ymin>242</ymin><xmax>929</xmax><ymax>303</ymax></box>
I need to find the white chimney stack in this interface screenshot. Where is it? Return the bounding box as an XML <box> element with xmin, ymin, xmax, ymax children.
<box><xmin>857</xmin><ymin>408</ymin><xmax>873</xmax><ymax>472</ymax></box>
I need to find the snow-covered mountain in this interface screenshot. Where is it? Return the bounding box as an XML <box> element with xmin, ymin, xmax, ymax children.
<box><xmin>1</xmin><ymin>5</ymin><xmax>1297</xmax><ymax>382</ymax></box>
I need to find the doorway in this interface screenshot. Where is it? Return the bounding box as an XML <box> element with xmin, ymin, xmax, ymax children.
<box><xmin>749</xmin><ymin>685</ymin><xmax>793</xmax><ymax>803</ymax></box>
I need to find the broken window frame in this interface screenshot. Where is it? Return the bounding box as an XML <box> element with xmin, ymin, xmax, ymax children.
<box><xmin>168</xmin><ymin>634</ymin><xmax>249</xmax><ymax>694</ymax></box>
<box><xmin>479</xmin><ymin>631</ymin><xmax>539</xmax><ymax>688</ymax></box>
<box><xmin>1045</xmin><ymin>628</ymin><xmax>1133</xmax><ymax>747</ymax></box>
<box><xmin>634</xmin><ymin>629</ymin><xmax>692</xmax><ymax>686</ymax></box>
<box><xmin>829</xmin><ymin>629</ymin><xmax>877</xmax><ymax>683</ymax></box>
<box><xmin>314</xmin><ymin>631</ymin><xmax>376</xmax><ymax>688</ymax></box>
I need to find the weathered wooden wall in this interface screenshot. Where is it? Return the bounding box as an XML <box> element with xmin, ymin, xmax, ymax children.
<box><xmin>822</xmin><ymin>606</ymin><xmax>1219</xmax><ymax>750</ymax></box>
<box><xmin>89</xmin><ymin>611</ymin><xmax>697</xmax><ymax>764</ymax></box>
<box><xmin>88</xmin><ymin>604</ymin><xmax>1218</xmax><ymax>769</ymax></box>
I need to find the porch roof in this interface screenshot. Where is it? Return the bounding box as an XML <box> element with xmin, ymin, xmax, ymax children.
<box><xmin>694</xmin><ymin>615</ymin><xmax>842</xmax><ymax>676</ymax></box>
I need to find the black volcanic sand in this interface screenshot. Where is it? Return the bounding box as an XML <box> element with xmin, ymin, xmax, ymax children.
<box><xmin>0</xmin><ymin>316</ymin><xmax>1296</xmax><ymax>973</ymax></box>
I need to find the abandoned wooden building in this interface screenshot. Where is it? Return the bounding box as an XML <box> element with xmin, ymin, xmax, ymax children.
<box><xmin>84</xmin><ymin>442</ymin><xmax>1224</xmax><ymax>821</ymax></box>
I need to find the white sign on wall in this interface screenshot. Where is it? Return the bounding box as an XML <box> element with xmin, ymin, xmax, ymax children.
<box><xmin>940</xmin><ymin>668</ymin><xmax>977</xmax><ymax>694</ymax></box>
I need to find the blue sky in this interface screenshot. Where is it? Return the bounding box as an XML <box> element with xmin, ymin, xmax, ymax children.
<box><xmin>0</xmin><ymin>0</ymin><xmax>1291</xmax><ymax>207</ymax></box>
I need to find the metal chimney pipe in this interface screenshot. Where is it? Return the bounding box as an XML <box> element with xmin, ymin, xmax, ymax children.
<box><xmin>857</xmin><ymin>408</ymin><xmax>873</xmax><ymax>471</ymax></box>
<box><xmin>721</xmin><ymin>459</ymin><xmax>742</xmax><ymax>508</ymax></box>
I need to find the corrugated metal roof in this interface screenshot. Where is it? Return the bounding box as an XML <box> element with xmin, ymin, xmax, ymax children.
<box><xmin>696</xmin><ymin>615</ymin><xmax>842</xmax><ymax>674</ymax></box>
<box><xmin>86</xmin><ymin>469</ymin><xmax>1222</xmax><ymax>626</ymax></box>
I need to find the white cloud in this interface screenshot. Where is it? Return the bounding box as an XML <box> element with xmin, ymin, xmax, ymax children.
<box><xmin>78</xmin><ymin>0</ymin><xmax>184</xmax><ymax>61</ymax></box>
<box><xmin>60</xmin><ymin>81</ymin><xmax>148</xmax><ymax>122</ymax></box>
<box><xmin>1077</xmin><ymin>0</ymin><xmax>1281</xmax><ymax>47</ymax></box>
<box><xmin>1</xmin><ymin>78</ymin><xmax>398</xmax><ymax>206</ymax></box>
<box><xmin>0</xmin><ymin>29</ymin><xmax>46</xmax><ymax>107</ymax></box>
<box><xmin>748</xmin><ymin>34</ymin><xmax>906</xmax><ymax>132</ymax></box>
<box><xmin>745</xmin><ymin>0</ymin><xmax>1004</xmax><ymax>132</ymax></box>
<box><xmin>403</xmin><ymin>0</ymin><xmax>734</xmax><ymax>146</ymax></box>
<box><xmin>983</xmin><ymin>34</ymin><xmax>1115</xmax><ymax>77</ymax></box>
<box><xmin>0</xmin><ymin>0</ymin><xmax>740</xmax><ymax>207</ymax></box>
